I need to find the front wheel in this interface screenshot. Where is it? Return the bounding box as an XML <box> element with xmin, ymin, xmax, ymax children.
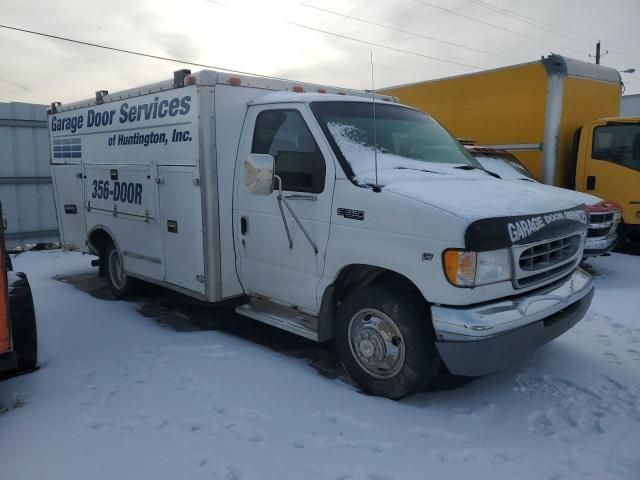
<box><xmin>104</xmin><ymin>242</ymin><xmax>140</xmax><ymax>299</ymax></box>
<box><xmin>334</xmin><ymin>286</ymin><xmax>440</xmax><ymax>399</ymax></box>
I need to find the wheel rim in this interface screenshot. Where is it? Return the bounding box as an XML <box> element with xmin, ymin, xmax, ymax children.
<box><xmin>347</xmin><ymin>308</ymin><xmax>405</xmax><ymax>379</ymax></box>
<box><xmin>108</xmin><ymin>248</ymin><xmax>126</xmax><ymax>290</ymax></box>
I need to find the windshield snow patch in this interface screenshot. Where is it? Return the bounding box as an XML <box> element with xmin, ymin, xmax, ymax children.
<box><xmin>327</xmin><ymin>122</ymin><xmax>483</xmax><ymax>186</ymax></box>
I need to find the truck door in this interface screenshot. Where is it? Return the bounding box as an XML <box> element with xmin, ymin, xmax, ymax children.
<box><xmin>583</xmin><ymin>122</ymin><xmax>640</xmax><ymax>226</ymax></box>
<box><xmin>157</xmin><ymin>165</ymin><xmax>205</xmax><ymax>294</ymax></box>
<box><xmin>51</xmin><ymin>164</ymin><xmax>86</xmax><ymax>250</ymax></box>
<box><xmin>234</xmin><ymin>105</ymin><xmax>334</xmax><ymax>314</ymax></box>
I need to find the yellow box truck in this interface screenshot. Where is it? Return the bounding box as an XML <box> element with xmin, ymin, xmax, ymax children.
<box><xmin>382</xmin><ymin>55</ymin><xmax>640</xmax><ymax>243</ymax></box>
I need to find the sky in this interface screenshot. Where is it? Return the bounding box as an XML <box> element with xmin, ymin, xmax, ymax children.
<box><xmin>1</xmin><ymin>0</ymin><xmax>639</xmax><ymax>105</ymax></box>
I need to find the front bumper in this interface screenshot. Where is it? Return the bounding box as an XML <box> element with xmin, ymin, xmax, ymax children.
<box><xmin>583</xmin><ymin>233</ymin><xmax>618</xmax><ymax>257</ymax></box>
<box><xmin>583</xmin><ymin>211</ymin><xmax>621</xmax><ymax>257</ymax></box>
<box><xmin>431</xmin><ymin>267</ymin><xmax>594</xmax><ymax>376</ymax></box>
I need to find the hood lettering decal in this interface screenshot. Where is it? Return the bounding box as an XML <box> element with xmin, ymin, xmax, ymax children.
<box><xmin>507</xmin><ymin>209</ymin><xmax>588</xmax><ymax>243</ymax></box>
<box><xmin>466</xmin><ymin>206</ymin><xmax>588</xmax><ymax>251</ymax></box>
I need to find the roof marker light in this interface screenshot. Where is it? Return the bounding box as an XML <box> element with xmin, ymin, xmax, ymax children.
<box><xmin>292</xmin><ymin>86</ymin><xmax>304</xmax><ymax>93</ymax></box>
<box><xmin>337</xmin><ymin>92</ymin><xmax>346</xmax><ymax>96</ymax></box>
<box><xmin>173</xmin><ymin>69</ymin><xmax>191</xmax><ymax>88</ymax></box>
<box><xmin>184</xmin><ymin>74</ymin><xmax>196</xmax><ymax>86</ymax></box>
<box><xmin>95</xmin><ymin>90</ymin><xmax>108</xmax><ymax>105</ymax></box>
<box><xmin>228</xmin><ymin>77</ymin><xmax>242</xmax><ymax>86</ymax></box>
<box><xmin>317</xmin><ymin>89</ymin><xmax>327</xmax><ymax>94</ymax></box>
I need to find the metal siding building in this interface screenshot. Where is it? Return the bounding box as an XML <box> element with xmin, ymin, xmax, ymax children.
<box><xmin>620</xmin><ymin>94</ymin><xmax>640</xmax><ymax>116</ymax></box>
<box><xmin>0</xmin><ymin>102</ymin><xmax>59</xmax><ymax>248</ymax></box>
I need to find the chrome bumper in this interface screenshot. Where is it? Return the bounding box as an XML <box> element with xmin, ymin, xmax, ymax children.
<box><xmin>431</xmin><ymin>268</ymin><xmax>594</xmax><ymax>376</ymax></box>
<box><xmin>583</xmin><ymin>212</ymin><xmax>621</xmax><ymax>256</ymax></box>
<box><xmin>583</xmin><ymin>233</ymin><xmax>618</xmax><ymax>257</ymax></box>
<box><xmin>432</xmin><ymin>267</ymin><xmax>593</xmax><ymax>341</ymax></box>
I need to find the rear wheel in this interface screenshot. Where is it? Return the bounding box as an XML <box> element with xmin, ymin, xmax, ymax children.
<box><xmin>104</xmin><ymin>242</ymin><xmax>140</xmax><ymax>299</ymax></box>
<box><xmin>8</xmin><ymin>272</ymin><xmax>37</xmax><ymax>373</ymax></box>
<box><xmin>334</xmin><ymin>285</ymin><xmax>440</xmax><ymax>399</ymax></box>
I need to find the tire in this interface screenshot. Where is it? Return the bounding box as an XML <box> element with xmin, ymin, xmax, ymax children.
<box><xmin>8</xmin><ymin>272</ymin><xmax>37</xmax><ymax>373</ymax></box>
<box><xmin>334</xmin><ymin>285</ymin><xmax>441</xmax><ymax>399</ymax></box>
<box><xmin>104</xmin><ymin>242</ymin><xmax>140</xmax><ymax>299</ymax></box>
<box><xmin>614</xmin><ymin>222</ymin><xmax>629</xmax><ymax>252</ymax></box>
<box><xmin>628</xmin><ymin>226</ymin><xmax>640</xmax><ymax>244</ymax></box>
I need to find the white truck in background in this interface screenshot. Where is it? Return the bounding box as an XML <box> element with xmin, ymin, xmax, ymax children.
<box><xmin>50</xmin><ymin>69</ymin><xmax>594</xmax><ymax>398</ymax></box>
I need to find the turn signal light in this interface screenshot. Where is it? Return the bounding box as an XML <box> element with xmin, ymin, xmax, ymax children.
<box><xmin>443</xmin><ymin>250</ymin><xmax>476</xmax><ymax>287</ymax></box>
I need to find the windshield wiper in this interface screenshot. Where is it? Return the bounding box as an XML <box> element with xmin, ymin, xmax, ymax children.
<box><xmin>454</xmin><ymin>164</ymin><xmax>501</xmax><ymax>179</ymax></box>
<box><xmin>394</xmin><ymin>166</ymin><xmax>443</xmax><ymax>175</ymax></box>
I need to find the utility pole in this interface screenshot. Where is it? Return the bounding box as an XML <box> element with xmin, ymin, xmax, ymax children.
<box><xmin>590</xmin><ymin>41</ymin><xmax>608</xmax><ymax>65</ymax></box>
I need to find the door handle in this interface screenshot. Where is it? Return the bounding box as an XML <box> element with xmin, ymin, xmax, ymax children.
<box><xmin>586</xmin><ymin>175</ymin><xmax>596</xmax><ymax>190</ymax></box>
<box><xmin>241</xmin><ymin>216</ymin><xmax>248</xmax><ymax>235</ymax></box>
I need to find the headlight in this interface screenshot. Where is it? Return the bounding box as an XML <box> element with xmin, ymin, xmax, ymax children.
<box><xmin>443</xmin><ymin>248</ymin><xmax>512</xmax><ymax>287</ymax></box>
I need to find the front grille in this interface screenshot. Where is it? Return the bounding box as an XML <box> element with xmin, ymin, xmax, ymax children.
<box><xmin>587</xmin><ymin>227</ymin><xmax>611</xmax><ymax>238</ymax></box>
<box><xmin>513</xmin><ymin>233</ymin><xmax>583</xmax><ymax>288</ymax></box>
<box><xmin>590</xmin><ymin>212</ymin><xmax>614</xmax><ymax>223</ymax></box>
<box><xmin>519</xmin><ymin>234</ymin><xmax>581</xmax><ymax>270</ymax></box>
<box><xmin>587</xmin><ymin>211</ymin><xmax>619</xmax><ymax>239</ymax></box>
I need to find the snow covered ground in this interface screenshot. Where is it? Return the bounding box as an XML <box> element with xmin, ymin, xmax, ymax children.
<box><xmin>1</xmin><ymin>250</ymin><xmax>639</xmax><ymax>480</ymax></box>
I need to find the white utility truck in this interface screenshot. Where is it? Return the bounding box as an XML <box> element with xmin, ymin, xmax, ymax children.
<box><xmin>50</xmin><ymin>69</ymin><xmax>594</xmax><ymax>398</ymax></box>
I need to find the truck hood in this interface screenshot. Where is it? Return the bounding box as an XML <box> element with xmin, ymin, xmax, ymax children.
<box><xmin>514</xmin><ymin>180</ymin><xmax>600</xmax><ymax>206</ymax></box>
<box><xmin>384</xmin><ymin>174</ymin><xmax>583</xmax><ymax>222</ymax></box>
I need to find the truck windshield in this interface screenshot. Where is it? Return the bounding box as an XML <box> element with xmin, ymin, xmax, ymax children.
<box><xmin>311</xmin><ymin>101</ymin><xmax>481</xmax><ymax>185</ymax></box>
<box><xmin>592</xmin><ymin>123</ymin><xmax>640</xmax><ymax>172</ymax></box>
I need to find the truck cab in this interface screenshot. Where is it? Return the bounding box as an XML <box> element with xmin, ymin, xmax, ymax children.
<box><xmin>234</xmin><ymin>94</ymin><xmax>594</xmax><ymax>397</ymax></box>
<box><xmin>575</xmin><ymin>117</ymin><xmax>640</xmax><ymax>242</ymax></box>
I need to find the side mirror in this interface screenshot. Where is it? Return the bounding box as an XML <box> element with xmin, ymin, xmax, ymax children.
<box><xmin>244</xmin><ymin>154</ymin><xmax>275</xmax><ymax>195</ymax></box>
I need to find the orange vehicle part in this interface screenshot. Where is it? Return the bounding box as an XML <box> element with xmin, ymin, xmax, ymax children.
<box><xmin>0</xmin><ymin>208</ymin><xmax>10</xmax><ymax>355</ymax></box>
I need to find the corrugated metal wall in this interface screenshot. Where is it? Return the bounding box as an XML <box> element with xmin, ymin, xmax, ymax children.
<box><xmin>0</xmin><ymin>102</ymin><xmax>59</xmax><ymax>248</ymax></box>
<box><xmin>620</xmin><ymin>94</ymin><xmax>640</xmax><ymax>116</ymax></box>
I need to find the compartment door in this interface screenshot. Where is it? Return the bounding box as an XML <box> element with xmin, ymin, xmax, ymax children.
<box><xmin>51</xmin><ymin>165</ymin><xmax>86</xmax><ymax>250</ymax></box>
<box><xmin>158</xmin><ymin>165</ymin><xmax>205</xmax><ymax>294</ymax></box>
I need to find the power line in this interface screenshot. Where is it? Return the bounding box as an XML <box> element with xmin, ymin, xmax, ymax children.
<box><xmin>288</xmin><ymin>21</ymin><xmax>484</xmax><ymax>69</ymax></box>
<box><xmin>297</xmin><ymin>3</ymin><xmax>519</xmax><ymax>61</ymax></box>
<box><xmin>413</xmin><ymin>0</ymin><xmax>590</xmax><ymax>56</ymax></box>
<box><xmin>466</xmin><ymin>0</ymin><xmax>594</xmax><ymax>46</ymax></box>
<box><xmin>466</xmin><ymin>0</ymin><xmax>640</xmax><ymax>62</ymax></box>
<box><xmin>0</xmin><ymin>15</ymin><xmax>481</xmax><ymax>96</ymax></box>
<box><xmin>0</xmin><ymin>23</ymin><xmax>311</xmax><ymax>82</ymax></box>
<box><xmin>203</xmin><ymin>0</ymin><xmax>484</xmax><ymax>69</ymax></box>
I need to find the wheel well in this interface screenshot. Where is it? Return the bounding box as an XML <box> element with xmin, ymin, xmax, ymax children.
<box><xmin>333</xmin><ymin>264</ymin><xmax>424</xmax><ymax>304</ymax></box>
<box><xmin>317</xmin><ymin>264</ymin><xmax>427</xmax><ymax>341</ymax></box>
<box><xmin>87</xmin><ymin>229</ymin><xmax>113</xmax><ymax>277</ymax></box>
<box><xmin>87</xmin><ymin>228</ymin><xmax>113</xmax><ymax>257</ymax></box>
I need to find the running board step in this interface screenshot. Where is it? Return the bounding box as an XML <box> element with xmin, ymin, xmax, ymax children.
<box><xmin>235</xmin><ymin>298</ymin><xmax>319</xmax><ymax>341</ymax></box>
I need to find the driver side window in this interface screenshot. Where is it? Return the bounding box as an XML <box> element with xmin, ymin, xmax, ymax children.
<box><xmin>252</xmin><ymin>109</ymin><xmax>326</xmax><ymax>193</ymax></box>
